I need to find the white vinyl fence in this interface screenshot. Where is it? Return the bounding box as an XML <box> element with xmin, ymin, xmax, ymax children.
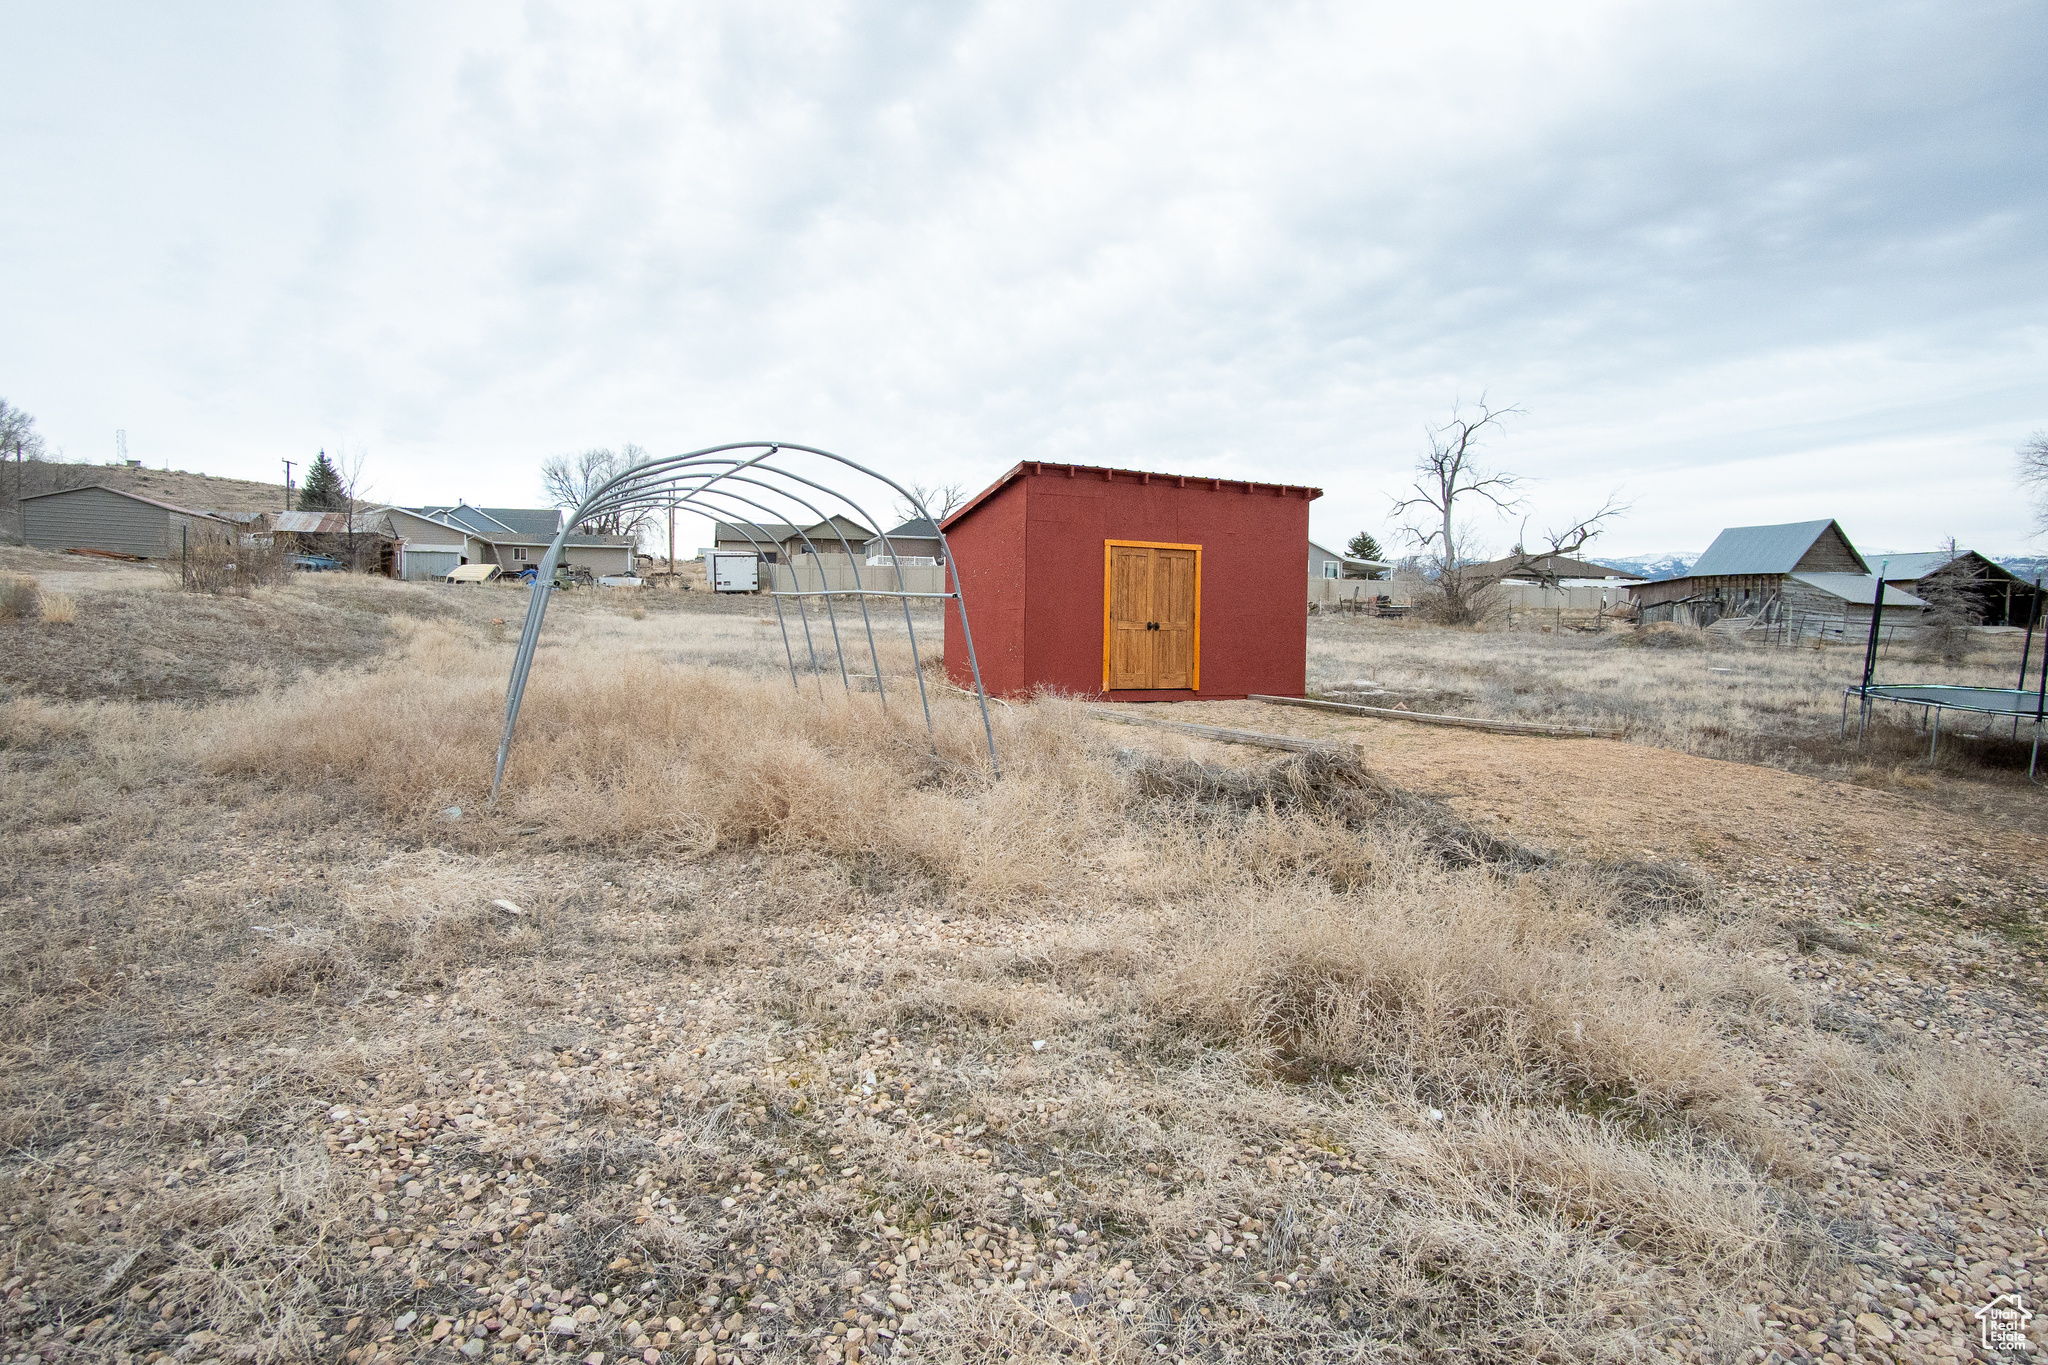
<box><xmin>767</xmin><ymin>562</ymin><xmax>949</xmax><ymax>596</ymax></box>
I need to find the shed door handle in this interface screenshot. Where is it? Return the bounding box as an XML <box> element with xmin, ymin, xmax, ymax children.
<box><xmin>1146</xmin><ymin>621</ymin><xmax>1159</xmax><ymax>630</ymax></box>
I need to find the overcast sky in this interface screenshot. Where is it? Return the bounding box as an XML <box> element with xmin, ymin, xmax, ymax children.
<box><xmin>4</xmin><ymin>1</ymin><xmax>2044</xmax><ymax>557</ymax></box>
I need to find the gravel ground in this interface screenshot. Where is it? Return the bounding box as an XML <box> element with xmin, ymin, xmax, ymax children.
<box><xmin>7</xmin><ymin>706</ymin><xmax>2048</xmax><ymax>1363</ymax></box>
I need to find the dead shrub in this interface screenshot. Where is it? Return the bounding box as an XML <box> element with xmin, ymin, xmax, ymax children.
<box><xmin>1615</xmin><ymin>622</ymin><xmax>1711</xmax><ymax>649</ymax></box>
<box><xmin>37</xmin><ymin>590</ymin><xmax>77</xmax><ymax>623</ymax></box>
<box><xmin>1151</xmin><ymin>856</ymin><xmax>1759</xmax><ymax>1133</ymax></box>
<box><xmin>0</xmin><ymin>572</ymin><xmax>40</xmax><ymax>620</ymax></box>
<box><xmin>178</xmin><ymin>531</ymin><xmax>288</xmax><ymax>596</ymax></box>
<box><xmin>1801</xmin><ymin>1036</ymin><xmax>2048</xmax><ymax>1174</ymax></box>
<box><xmin>203</xmin><ymin>633</ymin><xmax>1118</xmax><ymax>907</ymax></box>
<box><xmin>239</xmin><ymin>938</ymin><xmax>360</xmax><ymax>996</ymax></box>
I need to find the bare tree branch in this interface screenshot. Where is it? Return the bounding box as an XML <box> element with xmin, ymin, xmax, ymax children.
<box><xmin>896</xmin><ymin>481</ymin><xmax>967</xmax><ymax>524</ymax></box>
<box><xmin>2022</xmin><ymin>430</ymin><xmax>2048</xmax><ymax>537</ymax></box>
<box><xmin>1487</xmin><ymin>492</ymin><xmax>1632</xmax><ymax>591</ymax></box>
<box><xmin>1387</xmin><ymin>399</ymin><xmax>1526</xmax><ymax>621</ymax></box>
<box><xmin>541</xmin><ymin>445</ymin><xmax>658</xmax><ymax>539</ymax></box>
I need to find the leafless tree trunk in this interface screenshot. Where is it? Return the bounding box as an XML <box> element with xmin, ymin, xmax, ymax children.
<box><xmin>1389</xmin><ymin>400</ymin><xmax>1525</xmax><ymax>623</ymax></box>
<box><xmin>2022</xmin><ymin>431</ymin><xmax>2048</xmax><ymax>536</ymax></box>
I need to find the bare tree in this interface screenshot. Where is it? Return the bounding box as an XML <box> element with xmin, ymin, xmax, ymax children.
<box><xmin>1493</xmin><ymin>493</ymin><xmax>1632</xmax><ymax>591</ymax></box>
<box><xmin>896</xmin><ymin>481</ymin><xmax>967</xmax><ymax>525</ymax></box>
<box><xmin>1389</xmin><ymin>400</ymin><xmax>1526</xmax><ymax>622</ymax></box>
<box><xmin>1917</xmin><ymin>557</ymin><xmax>1983</xmax><ymax>663</ymax></box>
<box><xmin>334</xmin><ymin>445</ymin><xmax>374</xmax><ymax>571</ymax></box>
<box><xmin>541</xmin><ymin>445</ymin><xmax>657</xmax><ymax>539</ymax></box>
<box><xmin>2023</xmin><ymin>431</ymin><xmax>2048</xmax><ymax>536</ymax></box>
<box><xmin>1</xmin><ymin>399</ymin><xmax>48</xmax><ymax>541</ymax></box>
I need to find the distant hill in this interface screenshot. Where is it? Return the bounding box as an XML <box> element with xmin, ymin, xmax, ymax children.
<box><xmin>6</xmin><ymin>459</ymin><xmax>293</xmax><ymax>516</ymax></box>
<box><xmin>1593</xmin><ymin>552</ymin><xmax>1699</xmax><ymax>582</ymax></box>
<box><xmin>1995</xmin><ymin>555</ymin><xmax>2047</xmax><ymax>583</ymax></box>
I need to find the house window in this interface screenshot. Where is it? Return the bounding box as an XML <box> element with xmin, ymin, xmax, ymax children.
<box><xmin>1322</xmin><ymin>562</ymin><xmax>1339</xmax><ymax>579</ymax></box>
<box><xmin>514</xmin><ymin>547</ymin><xmax>528</xmax><ymax>561</ymax></box>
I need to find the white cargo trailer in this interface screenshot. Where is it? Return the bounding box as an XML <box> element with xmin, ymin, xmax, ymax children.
<box><xmin>709</xmin><ymin>551</ymin><xmax>760</xmax><ymax>593</ymax></box>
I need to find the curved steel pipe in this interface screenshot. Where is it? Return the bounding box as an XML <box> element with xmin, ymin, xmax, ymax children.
<box><xmin>488</xmin><ymin>442</ymin><xmax>1001</xmax><ymax>803</ymax></box>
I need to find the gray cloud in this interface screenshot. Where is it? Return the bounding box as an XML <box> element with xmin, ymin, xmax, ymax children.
<box><xmin>2</xmin><ymin>0</ymin><xmax>2042</xmax><ymax>556</ymax></box>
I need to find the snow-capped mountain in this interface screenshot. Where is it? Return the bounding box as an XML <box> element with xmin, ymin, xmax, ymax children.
<box><xmin>1590</xmin><ymin>552</ymin><xmax>1699</xmax><ymax>582</ymax></box>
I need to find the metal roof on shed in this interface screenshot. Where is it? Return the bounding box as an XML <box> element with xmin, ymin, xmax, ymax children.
<box><xmin>943</xmin><ymin>462</ymin><xmax>1322</xmax><ymax>530</ymax></box>
<box><xmin>1689</xmin><ymin>519</ymin><xmax>1867</xmax><ymax>576</ymax></box>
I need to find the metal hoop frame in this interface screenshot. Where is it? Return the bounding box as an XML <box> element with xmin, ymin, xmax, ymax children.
<box><xmin>489</xmin><ymin>441</ymin><xmax>999</xmax><ymax>802</ymax></box>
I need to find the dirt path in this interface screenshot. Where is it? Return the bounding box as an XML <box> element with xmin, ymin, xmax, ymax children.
<box><xmin>1118</xmin><ymin>699</ymin><xmax>2048</xmax><ymax>923</ymax></box>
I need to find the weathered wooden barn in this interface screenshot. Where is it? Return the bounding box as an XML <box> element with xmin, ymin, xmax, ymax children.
<box><xmin>19</xmin><ymin>484</ymin><xmax>238</xmax><ymax>559</ymax></box>
<box><xmin>1630</xmin><ymin>519</ymin><xmax>1927</xmax><ymax>632</ymax></box>
<box><xmin>1867</xmin><ymin>549</ymin><xmax>2040</xmax><ymax>627</ymax></box>
<box><xmin>940</xmin><ymin>462</ymin><xmax>1319</xmax><ymax>700</ymax></box>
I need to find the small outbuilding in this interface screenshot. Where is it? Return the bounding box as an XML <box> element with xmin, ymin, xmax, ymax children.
<box><xmin>20</xmin><ymin>484</ymin><xmax>237</xmax><ymax>559</ymax></box>
<box><xmin>1630</xmin><ymin>518</ymin><xmax>1927</xmax><ymax>632</ymax></box>
<box><xmin>941</xmin><ymin>462</ymin><xmax>1320</xmax><ymax>700</ymax></box>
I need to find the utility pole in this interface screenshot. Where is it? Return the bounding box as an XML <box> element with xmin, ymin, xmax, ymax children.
<box><xmin>282</xmin><ymin>460</ymin><xmax>296</xmax><ymax>510</ymax></box>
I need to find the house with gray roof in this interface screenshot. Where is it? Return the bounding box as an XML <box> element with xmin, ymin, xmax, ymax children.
<box><xmin>395</xmin><ymin>504</ymin><xmax>637</xmax><ymax>580</ymax></box>
<box><xmin>1629</xmin><ymin>519</ymin><xmax>1927</xmax><ymax>632</ymax></box>
<box><xmin>711</xmin><ymin>515</ymin><xmax>873</xmax><ymax>564</ymax></box>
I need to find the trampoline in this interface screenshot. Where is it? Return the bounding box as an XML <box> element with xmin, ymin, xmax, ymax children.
<box><xmin>1842</xmin><ymin>685</ymin><xmax>2047</xmax><ymax>776</ymax></box>
<box><xmin>1840</xmin><ymin>569</ymin><xmax>2048</xmax><ymax>780</ymax></box>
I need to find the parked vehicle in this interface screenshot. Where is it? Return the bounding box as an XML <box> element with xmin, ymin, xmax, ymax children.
<box><xmin>292</xmin><ymin>553</ymin><xmax>342</xmax><ymax>572</ymax></box>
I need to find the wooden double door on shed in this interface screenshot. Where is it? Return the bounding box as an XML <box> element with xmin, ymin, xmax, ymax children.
<box><xmin>1104</xmin><ymin>541</ymin><xmax>1200</xmax><ymax>690</ymax></box>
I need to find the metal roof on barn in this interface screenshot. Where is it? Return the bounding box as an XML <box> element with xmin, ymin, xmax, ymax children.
<box><xmin>270</xmin><ymin>510</ymin><xmax>392</xmax><ymax>535</ymax></box>
<box><xmin>1689</xmin><ymin>519</ymin><xmax>1867</xmax><ymax>577</ymax></box>
<box><xmin>1865</xmin><ymin>549</ymin><xmax>2029</xmax><ymax>584</ymax></box>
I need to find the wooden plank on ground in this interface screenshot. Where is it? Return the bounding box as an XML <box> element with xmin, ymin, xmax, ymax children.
<box><xmin>1086</xmin><ymin>707</ymin><xmax>1346</xmax><ymax>754</ymax></box>
<box><xmin>1249</xmin><ymin>694</ymin><xmax>1622</xmax><ymax>739</ymax></box>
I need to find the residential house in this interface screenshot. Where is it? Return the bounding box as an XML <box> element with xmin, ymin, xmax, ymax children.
<box><xmin>1308</xmin><ymin>540</ymin><xmax>1386</xmax><ymax>581</ymax></box>
<box><xmin>1464</xmin><ymin>551</ymin><xmax>1645</xmax><ymax>587</ymax></box>
<box><xmin>863</xmin><ymin>518</ymin><xmax>944</xmax><ymax>565</ymax></box>
<box><xmin>711</xmin><ymin>516</ymin><xmax>873</xmax><ymax>564</ymax></box>
<box><xmin>403</xmin><ymin>504</ymin><xmax>637</xmax><ymax>579</ymax></box>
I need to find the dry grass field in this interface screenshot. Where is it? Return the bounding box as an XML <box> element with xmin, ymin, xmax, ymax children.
<box><xmin>1309</xmin><ymin>614</ymin><xmax>2048</xmax><ymax>786</ymax></box>
<box><xmin>4</xmin><ymin>558</ymin><xmax>2048</xmax><ymax>1364</ymax></box>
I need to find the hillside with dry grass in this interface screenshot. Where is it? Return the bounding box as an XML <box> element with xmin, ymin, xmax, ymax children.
<box><xmin>3</xmin><ymin>564</ymin><xmax>2047</xmax><ymax>1364</ymax></box>
<box><xmin>5</xmin><ymin>459</ymin><xmax>296</xmax><ymax>517</ymax></box>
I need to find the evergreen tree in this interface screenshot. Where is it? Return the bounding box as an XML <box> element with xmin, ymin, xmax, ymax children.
<box><xmin>298</xmin><ymin>450</ymin><xmax>346</xmax><ymax>511</ymax></box>
<box><xmin>1345</xmin><ymin>531</ymin><xmax>1384</xmax><ymax>562</ymax></box>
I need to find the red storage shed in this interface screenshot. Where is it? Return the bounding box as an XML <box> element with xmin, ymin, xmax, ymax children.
<box><xmin>941</xmin><ymin>462</ymin><xmax>1321</xmax><ymax>701</ymax></box>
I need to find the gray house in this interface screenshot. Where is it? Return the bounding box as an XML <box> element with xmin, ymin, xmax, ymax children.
<box><xmin>401</xmin><ymin>504</ymin><xmax>637</xmax><ymax>579</ymax></box>
<box><xmin>1308</xmin><ymin>540</ymin><xmax>1385</xmax><ymax>580</ymax></box>
<box><xmin>862</xmin><ymin>518</ymin><xmax>944</xmax><ymax>564</ymax></box>
<box><xmin>20</xmin><ymin>485</ymin><xmax>237</xmax><ymax>559</ymax></box>
<box><xmin>712</xmin><ymin>516</ymin><xmax>873</xmax><ymax>563</ymax></box>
